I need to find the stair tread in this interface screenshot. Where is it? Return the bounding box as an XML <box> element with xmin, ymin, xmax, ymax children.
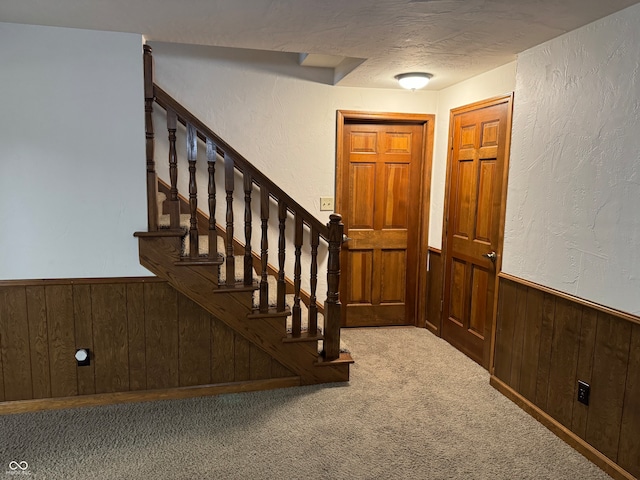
<box><xmin>247</xmin><ymin>307</ymin><xmax>291</xmax><ymax>319</ymax></box>
<box><xmin>283</xmin><ymin>331</ymin><xmax>324</xmax><ymax>343</ymax></box>
<box><xmin>315</xmin><ymin>352</ymin><xmax>354</xmax><ymax>366</ymax></box>
<box><xmin>134</xmin><ymin>229</ymin><xmax>185</xmax><ymax>238</ymax></box>
<box><xmin>213</xmin><ymin>283</ymin><xmax>259</xmax><ymax>294</ymax></box>
<box><xmin>175</xmin><ymin>255</ymin><xmax>224</xmax><ymax>266</ymax></box>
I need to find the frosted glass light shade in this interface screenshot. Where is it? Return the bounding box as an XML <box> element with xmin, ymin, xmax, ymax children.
<box><xmin>395</xmin><ymin>72</ymin><xmax>433</xmax><ymax>90</ymax></box>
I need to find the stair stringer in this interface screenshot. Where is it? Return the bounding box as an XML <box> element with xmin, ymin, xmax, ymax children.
<box><xmin>135</xmin><ymin>232</ymin><xmax>349</xmax><ymax>385</ymax></box>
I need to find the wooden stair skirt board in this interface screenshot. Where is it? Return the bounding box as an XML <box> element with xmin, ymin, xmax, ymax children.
<box><xmin>0</xmin><ymin>378</ymin><xmax>301</xmax><ymax>416</ymax></box>
<box><xmin>490</xmin><ymin>376</ymin><xmax>635</xmax><ymax>480</ymax></box>
<box><xmin>136</xmin><ymin>233</ymin><xmax>351</xmax><ymax>385</ymax></box>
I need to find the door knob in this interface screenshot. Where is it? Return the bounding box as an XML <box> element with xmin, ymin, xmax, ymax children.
<box><xmin>482</xmin><ymin>251</ymin><xmax>497</xmax><ymax>262</ymax></box>
<box><xmin>342</xmin><ymin>234</ymin><xmax>352</xmax><ymax>243</ymax></box>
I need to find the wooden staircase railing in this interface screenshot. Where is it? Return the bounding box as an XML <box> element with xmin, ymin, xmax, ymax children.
<box><xmin>142</xmin><ymin>45</ymin><xmax>344</xmax><ymax>360</ymax></box>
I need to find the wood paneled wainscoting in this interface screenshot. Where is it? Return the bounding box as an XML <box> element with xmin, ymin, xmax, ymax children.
<box><xmin>0</xmin><ymin>277</ymin><xmax>297</xmax><ymax>414</ymax></box>
<box><xmin>493</xmin><ymin>273</ymin><xmax>640</xmax><ymax>480</ymax></box>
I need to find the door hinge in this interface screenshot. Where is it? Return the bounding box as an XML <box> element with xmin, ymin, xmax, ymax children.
<box><xmin>440</xmin><ymin>300</ymin><xmax>443</xmax><ymax>312</ymax></box>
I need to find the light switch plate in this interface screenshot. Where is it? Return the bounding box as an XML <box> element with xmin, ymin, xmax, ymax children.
<box><xmin>320</xmin><ymin>197</ymin><xmax>334</xmax><ymax>211</ymax></box>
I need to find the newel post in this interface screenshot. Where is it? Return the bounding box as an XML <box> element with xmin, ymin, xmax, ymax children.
<box><xmin>144</xmin><ymin>45</ymin><xmax>158</xmax><ymax>231</ymax></box>
<box><xmin>324</xmin><ymin>214</ymin><xmax>344</xmax><ymax>361</ymax></box>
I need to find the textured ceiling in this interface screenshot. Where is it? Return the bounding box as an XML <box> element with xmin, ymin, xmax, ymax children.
<box><xmin>2</xmin><ymin>0</ymin><xmax>639</xmax><ymax>89</ymax></box>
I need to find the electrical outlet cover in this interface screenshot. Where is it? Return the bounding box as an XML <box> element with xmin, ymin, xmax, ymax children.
<box><xmin>320</xmin><ymin>197</ymin><xmax>334</xmax><ymax>211</ymax></box>
<box><xmin>577</xmin><ymin>380</ymin><xmax>590</xmax><ymax>405</ymax></box>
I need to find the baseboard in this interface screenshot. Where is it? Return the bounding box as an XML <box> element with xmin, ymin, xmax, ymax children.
<box><xmin>0</xmin><ymin>377</ymin><xmax>300</xmax><ymax>415</ymax></box>
<box><xmin>425</xmin><ymin>321</ymin><xmax>439</xmax><ymax>335</ymax></box>
<box><xmin>490</xmin><ymin>375</ymin><xmax>635</xmax><ymax>480</ymax></box>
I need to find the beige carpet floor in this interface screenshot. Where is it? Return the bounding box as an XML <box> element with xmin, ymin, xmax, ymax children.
<box><xmin>0</xmin><ymin>327</ymin><xmax>612</xmax><ymax>479</ymax></box>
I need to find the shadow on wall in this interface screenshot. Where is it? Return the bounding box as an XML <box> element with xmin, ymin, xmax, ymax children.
<box><xmin>149</xmin><ymin>41</ymin><xmax>341</xmax><ymax>85</ymax></box>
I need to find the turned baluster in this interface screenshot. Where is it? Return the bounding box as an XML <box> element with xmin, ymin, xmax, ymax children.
<box><xmin>259</xmin><ymin>187</ymin><xmax>269</xmax><ymax>312</ymax></box>
<box><xmin>308</xmin><ymin>227</ymin><xmax>319</xmax><ymax>335</ymax></box>
<box><xmin>167</xmin><ymin>109</ymin><xmax>180</xmax><ymax>229</ymax></box>
<box><xmin>324</xmin><ymin>214</ymin><xmax>344</xmax><ymax>360</ymax></box>
<box><xmin>143</xmin><ymin>45</ymin><xmax>158</xmax><ymax>231</ymax></box>
<box><xmin>225</xmin><ymin>154</ymin><xmax>235</xmax><ymax>286</ymax></box>
<box><xmin>243</xmin><ymin>172</ymin><xmax>253</xmax><ymax>286</ymax></box>
<box><xmin>187</xmin><ymin>124</ymin><xmax>198</xmax><ymax>258</ymax></box>
<box><xmin>206</xmin><ymin>138</ymin><xmax>217</xmax><ymax>261</ymax></box>
<box><xmin>292</xmin><ymin>214</ymin><xmax>303</xmax><ymax>337</ymax></box>
<box><xmin>276</xmin><ymin>200</ymin><xmax>287</xmax><ymax>312</ymax></box>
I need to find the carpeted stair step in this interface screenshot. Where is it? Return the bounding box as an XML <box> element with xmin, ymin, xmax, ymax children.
<box><xmin>220</xmin><ymin>254</ymin><xmax>258</xmax><ymax>284</ymax></box>
<box><xmin>182</xmin><ymin>234</ymin><xmax>223</xmax><ymax>257</ymax></box>
<box><xmin>157</xmin><ymin>192</ymin><xmax>191</xmax><ymax>228</ymax></box>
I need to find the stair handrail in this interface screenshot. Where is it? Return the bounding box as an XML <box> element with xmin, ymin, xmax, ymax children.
<box><xmin>143</xmin><ymin>45</ymin><xmax>343</xmax><ymax>360</ymax></box>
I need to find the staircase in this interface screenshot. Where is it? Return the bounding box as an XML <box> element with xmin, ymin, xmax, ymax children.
<box><xmin>134</xmin><ymin>45</ymin><xmax>352</xmax><ymax>387</ymax></box>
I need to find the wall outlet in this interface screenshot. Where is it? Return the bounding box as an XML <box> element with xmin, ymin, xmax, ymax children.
<box><xmin>320</xmin><ymin>197</ymin><xmax>334</xmax><ymax>211</ymax></box>
<box><xmin>75</xmin><ymin>348</ymin><xmax>91</xmax><ymax>367</ymax></box>
<box><xmin>577</xmin><ymin>380</ymin><xmax>590</xmax><ymax>405</ymax></box>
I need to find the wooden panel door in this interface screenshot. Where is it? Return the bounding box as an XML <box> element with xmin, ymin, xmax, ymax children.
<box><xmin>442</xmin><ymin>97</ymin><xmax>512</xmax><ymax>368</ymax></box>
<box><xmin>340</xmin><ymin>123</ymin><xmax>423</xmax><ymax>326</ymax></box>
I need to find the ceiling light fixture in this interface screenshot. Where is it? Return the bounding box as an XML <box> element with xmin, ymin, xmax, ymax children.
<box><xmin>395</xmin><ymin>72</ymin><xmax>433</xmax><ymax>90</ymax></box>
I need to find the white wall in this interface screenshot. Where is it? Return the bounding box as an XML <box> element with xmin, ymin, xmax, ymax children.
<box><xmin>503</xmin><ymin>3</ymin><xmax>640</xmax><ymax>315</ymax></box>
<box><xmin>150</xmin><ymin>42</ymin><xmax>440</xmax><ymax>296</ymax></box>
<box><xmin>149</xmin><ymin>42</ymin><xmax>439</xmax><ymax>220</ymax></box>
<box><xmin>13</xmin><ymin>14</ymin><xmax>635</xmax><ymax>317</ymax></box>
<box><xmin>0</xmin><ymin>23</ymin><xmax>149</xmax><ymax>279</ymax></box>
<box><xmin>429</xmin><ymin>62</ymin><xmax>517</xmax><ymax>249</ymax></box>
